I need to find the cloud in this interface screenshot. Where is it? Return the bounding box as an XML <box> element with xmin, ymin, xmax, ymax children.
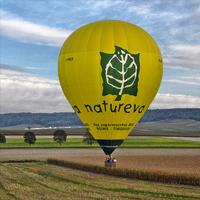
<box><xmin>0</xmin><ymin>10</ymin><xmax>71</xmax><ymax>46</ymax></box>
<box><xmin>164</xmin><ymin>44</ymin><xmax>200</xmax><ymax>70</ymax></box>
<box><xmin>151</xmin><ymin>93</ymin><xmax>200</xmax><ymax>109</ymax></box>
<box><xmin>163</xmin><ymin>77</ymin><xmax>200</xmax><ymax>86</ymax></box>
<box><xmin>77</xmin><ymin>0</ymin><xmax>185</xmax><ymax>20</ymax></box>
<box><xmin>0</xmin><ymin>68</ymin><xmax>73</xmax><ymax>113</ymax></box>
<box><xmin>0</xmin><ymin>68</ymin><xmax>199</xmax><ymax>113</ymax></box>
<box><xmin>75</xmin><ymin>0</ymin><xmax>124</xmax><ymax>16</ymax></box>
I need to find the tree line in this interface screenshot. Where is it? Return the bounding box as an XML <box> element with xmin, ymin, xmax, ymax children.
<box><xmin>0</xmin><ymin>130</ymin><xmax>95</xmax><ymax>146</ymax></box>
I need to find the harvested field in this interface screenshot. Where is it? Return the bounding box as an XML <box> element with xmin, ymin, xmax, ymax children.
<box><xmin>1</xmin><ymin>148</ymin><xmax>200</xmax><ymax>178</ymax></box>
<box><xmin>62</xmin><ymin>155</ymin><xmax>200</xmax><ymax>178</ymax></box>
<box><xmin>0</xmin><ymin>162</ymin><xmax>200</xmax><ymax>200</ymax></box>
<box><xmin>47</xmin><ymin>159</ymin><xmax>200</xmax><ymax>186</ymax></box>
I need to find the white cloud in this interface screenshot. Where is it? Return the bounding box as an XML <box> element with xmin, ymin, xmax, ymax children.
<box><xmin>0</xmin><ymin>10</ymin><xmax>71</xmax><ymax>46</ymax></box>
<box><xmin>164</xmin><ymin>44</ymin><xmax>200</xmax><ymax>69</ymax></box>
<box><xmin>77</xmin><ymin>0</ymin><xmax>124</xmax><ymax>16</ymax></box>
<box><xmin>79</xmin><ymin>0</ymin><xmax>185</xmax><ymax>20</ymax></box>
<box><xmin>127</xmin><ymin>4</ymin><xmax>182</xmax><ymax>19</ymax></box>
<box><xmin>170</xmin><ymin>44</ymin><xmax>200</xmax><ymax>55</ymax></box>
<box><xmin>151</xmin><ymin>93</ymin><xmax>200</xmax><ymax>109</ymax></box>
<box><xmin>0</xmin><ymin>68</ymin><xmax>73</xmax><ymax>113</ymax></box>
<box><xmin>163</xmin><ymin>78</ymin><xmax>200</xmax><ymax>86</ymax></box>
<box><xmin>0</xmin><ymin>68</ymin><xmax>199</xmax><ymax>113</ymax></box>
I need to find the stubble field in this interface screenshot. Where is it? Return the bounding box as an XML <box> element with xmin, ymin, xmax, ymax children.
<box><xmin>0</xmin><ymin>162</ymin><xmax>200</xmax><ymax>200</ymax></box>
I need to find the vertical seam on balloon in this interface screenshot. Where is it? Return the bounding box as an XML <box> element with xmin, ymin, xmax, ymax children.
<box><xmin>86</xmin><ymin>23</ymin><xmax>99</xmax><ymax>134</ymax></box>
<box><xmin>99</xmin><ymin>21</ymin><xmax>109</xmax><ymax>139</ymax></box>
<box><xmin>69</xmin><ymin>27</ymin><xmax>86</xmax><ymax>110</ymax></box>
<box><xmin>58</xmin><ymin>55</ymin><xmax>75</xmax><ymax>113</ymax></box>
<box><xmin>121</xmin><ymin>22</ymin><xmax>131</xmax><ymax>140</ymax></box>
<box><xmin>139</xmin><ymin>30</ymin><xmax>152</xmax><ymax>124</ymax></box>
<box><xmin>112</xmin><ymin>21</ymin><xmax>120</xmax><ymax>140</ymax></box>
<box><xmin>77</xmin><ymin>24</ymin><xmax>96</xmax><ymax>130</ymax></box>
<box><xmin>111</xmin><ymin>20</ymin><xmax>115</xmax><ymax>140</ymax></box>
<box><xmin>99</xmin><ymin>22</ymin><xmax>109</xmax><ymax>137</ymax></box>
<box><xmin>64</xmin><ymin>27</ymin><xmax>86</xmax><ymax>110</ymax></box>
<box><xmin>149</xmin><ymin>35</ymin><xmax>163</xmax><ymax>108</ymax></box>
<box><xmin>148</xmin><ymin>35</ymin><xmax>158</xmax><ymax>106</ymax></box>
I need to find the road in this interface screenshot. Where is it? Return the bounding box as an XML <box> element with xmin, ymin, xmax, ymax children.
<box><xmin>5</xmin><ymin>135</ymin><xmax>200</xmax><ymax>141</ymax></box>
<box><xmin>1</xmin><ymin>148</ymin><xmax>200</xmax><ymax>161</ymax></box>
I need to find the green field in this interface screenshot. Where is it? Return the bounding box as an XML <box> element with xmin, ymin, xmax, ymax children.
<box><xmin>1</xmin><ymin>137</ymin><xmax>200</xmax><ymax>148</ymax></box>
<box><xmin>0</xmin><ymin>162</ymin><xmax>200</xmax><ymax>200</ymax></box>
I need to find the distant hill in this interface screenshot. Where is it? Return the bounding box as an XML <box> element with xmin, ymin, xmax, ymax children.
<box><xmin>0</xmin><ymin>109</ymin><xmax>199</xmax><ymax>129</ymax></box>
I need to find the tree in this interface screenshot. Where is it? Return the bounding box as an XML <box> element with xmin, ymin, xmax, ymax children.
<box><xmin>82</xmin><ymin>131</ymin><xmax>95</xmax><ymax>145</ymax></box>
<box><xmin>53</xmin><ymin>129</ymin><xmax>67</xmax><ymax>145</ymax></box>
<box><xmin>24</xmin><ymin>131</ymin><xmax>36</xmax><ymax>146</ymax></box>
<box><xmin>0</xmin><ymin>134</ymin><xmax>6</xmax><ymax>144</ymax></box>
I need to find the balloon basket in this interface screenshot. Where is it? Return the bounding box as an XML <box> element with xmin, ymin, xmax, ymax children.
<box><xmin>104</xmin><ymin>157</ymin><xmax>117</xmax><ymax>168</ymax></box>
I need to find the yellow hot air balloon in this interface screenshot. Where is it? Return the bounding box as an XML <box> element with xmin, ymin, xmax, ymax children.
<box><xmin>58</xmin><ymin>20</ymin><xmax>163</xmax><ymax>156</ymax></box>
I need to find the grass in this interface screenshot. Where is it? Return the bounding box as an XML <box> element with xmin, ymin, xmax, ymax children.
<box><xmin>1</xmin><ymin>137</ymin><xmax>200</xmax><ymax>149</ymax></box>
<box><xmin>0</xmin><ymin>137</ymin><xmax>200</xmax><ymax>148</ymax></box>
<box><xmin>0</xmin><ymin>162</ymin><xmax>200</xmax><ymax>200</ymax></box>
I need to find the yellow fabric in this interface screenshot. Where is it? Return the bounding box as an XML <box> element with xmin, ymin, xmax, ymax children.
<box><xmin>58</xmin><ymin>20</ymin><xmax>163</xmax><ymax>140</ymax></box>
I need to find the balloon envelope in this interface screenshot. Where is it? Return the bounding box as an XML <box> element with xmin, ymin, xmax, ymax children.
<box><xmin>58</xmin><ymin>20</ymin><xmax>163</xmax><ymax>155</ymax></box>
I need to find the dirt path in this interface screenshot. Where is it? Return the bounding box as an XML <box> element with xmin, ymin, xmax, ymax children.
<box><xmin>1</xmin><ymin>148</ymin><xmax>200</xmax><ymax>177</ymax></box>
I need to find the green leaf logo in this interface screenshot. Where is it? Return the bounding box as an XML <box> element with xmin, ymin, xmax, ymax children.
<box><xmin>100</xmin><ymin>46</ymin><xmax>140</xmax><ymax>101</ymax></box>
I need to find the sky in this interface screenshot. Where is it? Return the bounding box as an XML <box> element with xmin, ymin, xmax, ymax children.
<box><xmin>0</xmin><ymin>0</ymin><xmax>200</xmax><ymax>113</ymax></box>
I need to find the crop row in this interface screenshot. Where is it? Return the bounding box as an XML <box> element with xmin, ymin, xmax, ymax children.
<box><xmin>47</xmin><ymin>158</ymin><xmax>200</xmax><ymax>186</ymax></box>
